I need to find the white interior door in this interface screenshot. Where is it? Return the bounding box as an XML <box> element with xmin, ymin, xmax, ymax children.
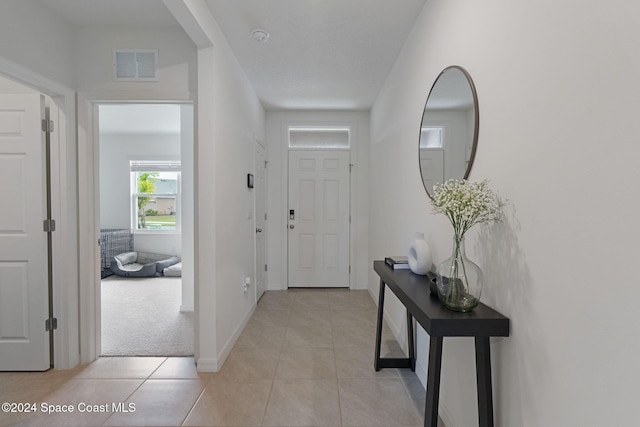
<box><xmin>254</xmin><ymin>141</ymin><xmax>267</xmax><ymax>300</ymax></box>
<box><xmin>0</xmin><ymin>93</ymin><xmax>50</xmax><ymax>371</ymax></box>
<box><xmin>419</xmin><ymin>149</ymin><xmax>444</xmax><ymax>193</ymax></box>
<box><xmin>288</xmin><ymin>150</ymin><xmax>350</xmax><ymax>288</ymax></box>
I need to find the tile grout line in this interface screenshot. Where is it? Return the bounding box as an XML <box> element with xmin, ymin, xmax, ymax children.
<box><xmin>179</xmin><ymin>381</ymin><xmax>209</xmax><ymax>427</ymax></box>
<box><xmin>259</xmin><ymin>298</ymin><xmax>292</xmax><ymax>426</ymax></box>
<box><xmin>330</xmin><ymin>299</ymin><xmax>345</xmax><ymax>427</ymax></box>
<box><xmin>99</xmin><ymin>357</ymin><xmax>168</xmax><ymax>427</ymax></box>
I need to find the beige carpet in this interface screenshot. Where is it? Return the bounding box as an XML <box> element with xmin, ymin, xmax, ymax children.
<box><xmin>101</xmin><ymin>276</ymin><xmax>194</xmax><ymax>356</ymax></box>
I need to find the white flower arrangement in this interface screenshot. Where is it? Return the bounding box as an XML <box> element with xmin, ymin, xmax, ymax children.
<box><xmin>431</xmin><ymin>179</ymin><xmax>505</xmax><ymax>238</ymax></box>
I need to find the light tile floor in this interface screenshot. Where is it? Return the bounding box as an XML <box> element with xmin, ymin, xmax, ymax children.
<box><xmin>0</xmin><ymin>289</ymin><xmax>441</xmax><ymax>427</ymax></box>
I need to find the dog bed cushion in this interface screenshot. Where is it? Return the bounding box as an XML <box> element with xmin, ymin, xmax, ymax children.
<box><xmin>163</xmin><ymin>262</ymin><xmax>183</xmax><ymax>277</ymax></box>
<box><xmin>110</xmin><ymin>252</ymin><xmax>179</xmax><ymax>277</ymax></box>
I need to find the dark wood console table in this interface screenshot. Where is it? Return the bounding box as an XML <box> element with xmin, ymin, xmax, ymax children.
<box><xmin>373</xmin><ymin>260</ymin><xmax>509</xmax><ymax>427</ymax></box>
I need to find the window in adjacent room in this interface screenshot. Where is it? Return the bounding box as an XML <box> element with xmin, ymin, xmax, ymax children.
<box><xmin>130</xmin><ymin>160</ymin><xmax>181</xmax><ymax>232</ymax></box>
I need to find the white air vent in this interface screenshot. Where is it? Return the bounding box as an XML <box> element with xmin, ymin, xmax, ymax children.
<box><xmin>114</xmin><ymin>49</ymin><xmax>158</xmax><ymax>81</ymax></box>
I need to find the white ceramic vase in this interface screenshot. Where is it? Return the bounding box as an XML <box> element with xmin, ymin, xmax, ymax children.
<box><xmin>408</xmin><ymin>232</ymin><xmax>432</xmax><ymax>275</ymax></box>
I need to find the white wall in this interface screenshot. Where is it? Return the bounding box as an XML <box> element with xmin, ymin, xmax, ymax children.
<box><xmin>0</xmin><ymin>74</ymin><xmax>38</xmax><ymax>93</ymax></box>
<box><xmin>74</xmin><ymin>27</ymin><xmax>196</xmax><ymax>95</ymax></box>
<box><xmin>0</xmin><ymin>2</ymin><xmax>80</xmax><ymax>369</ymax></box>
<box><xmin>162</xmin><ymin>0</ymin><xmax>267</xmax><ymax>368</ymax></box>
<box><xmin>1</xmin><ymin>0</ymin><xmax>263</xmax><ymax>371</ymax></box>
<box><xmin>180</xmin><ymin>104</ymin><xmax>195</xmax><ymax>311</ymax></box>
<box><xmin>370</xmin><ymin>0</ymin><xmax>640</xmax><ymax>426</ymax></box>
<box><xmin>210</xmin><ymin>40</ymin><xmax>266</xmax><ymax>364</ymax></box>
<box><xmin>74</xmin><ymin>24</ymin><xmax>198</xmax><ymax>362</ymax></box>
<box><xmin>0</xmin><ymin>0</ymin><xmax>75</xmax><ymax>89</ymax></box>
<box><xmin>265</xmin><ymin>110</ymin><xmax>370</xmax><ymax>290</ymax></box>
<box><xmin>99</xmin><ymin>132</ymin><xmax>182</xmax><ymax>255</ymax></box>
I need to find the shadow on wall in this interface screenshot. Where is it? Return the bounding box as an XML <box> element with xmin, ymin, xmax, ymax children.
<box><xmin>474</xmin><ymin>204</ymin><xmax>551</xmax><ymax>426</ymax></box>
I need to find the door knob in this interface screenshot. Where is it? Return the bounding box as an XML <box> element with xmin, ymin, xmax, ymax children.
<box><xmin>256</xmin><ymin>228</ymin><xmax>262</xmax><ymax>233</ymax></box>
<box><xmin>289</xmin><ymin>224</ymin><xmax>295</xmax><ymax>229</ymax></box>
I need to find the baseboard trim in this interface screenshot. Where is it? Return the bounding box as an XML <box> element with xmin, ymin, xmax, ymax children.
<box><xmin>439</xmin><ymin>403</ymin><xmax>455</xmax><ymax>427</ymax></box>
<box><xmin>196</xmin><ymin>357</ymin><xmax>219</xmax><ymax>372</ymax></box>
<box><xmin>179</xmin><ymin>304</ymin><xmax>194</xmax><ymax>312</ymax></box>
<box><xmin>415</xmin><ymin>357</ymin><xmax>427</xmax><ymax>387</ymax></box>
<box><xmin>267</xmin><ymin>283</ymin><xmax>284</xmax><ymax>291</ymax></box>
<box><xmin>215</xmin><ymin>303</ymin><xmax>256</xmax><ymax>369</ymax></box>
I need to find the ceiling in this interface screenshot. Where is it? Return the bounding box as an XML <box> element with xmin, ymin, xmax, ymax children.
<box><xmin>39</xmin><ymin>0</ymin><xmax>180</xmax><ymax>28</ymax></box>
<box><xmin>38</xmin><ymin>0</ymin><xmax>428</xmax><ymax>110</ymax></box>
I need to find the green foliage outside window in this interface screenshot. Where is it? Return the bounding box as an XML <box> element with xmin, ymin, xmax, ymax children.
<box><xmin>137</xmin><ymin>172</ymin><xmax>158</xmax><ymax>228</ymax></box>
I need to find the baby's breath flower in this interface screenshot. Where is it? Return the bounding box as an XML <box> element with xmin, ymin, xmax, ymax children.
<box><xmin>431</xmin><ymin>179</ymin><xmax>505</xmax><ymax>238</ymax></box>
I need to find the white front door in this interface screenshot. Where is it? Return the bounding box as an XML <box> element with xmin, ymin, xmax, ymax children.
<box><xmin>419</xmin><ymin>149</ymin><xmax>444</xmax><ymax>193</ymax></box>
<box><xmin>288</xmin><ymin>150</ymin><xmax>350</xmax><ymax>288</ymax></box>
<box><xmin>254</xmin><ymin>140</ymin><xmax>267</xmax><ymax>300</ymax></box>
<box><xmin>0</xmin><ymin>94</ymin><xmax>50</xmax><ymax>371</ymax></box>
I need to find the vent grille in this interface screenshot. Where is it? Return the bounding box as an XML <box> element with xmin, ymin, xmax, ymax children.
<box><xmin>114</xmin><ymin>49</ymin><xmax>158</xmax><ymax>81</ymax></box>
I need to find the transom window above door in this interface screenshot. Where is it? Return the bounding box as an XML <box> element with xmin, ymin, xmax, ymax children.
<box><xmin>130</xmin><ymin>160</ymin><xmax>181</xmax><ymax>232</ymax></box>
<box><xmin>288</xmin><ymin>126</ymin><xmax>350</xmax><ymax>149</ymax></box>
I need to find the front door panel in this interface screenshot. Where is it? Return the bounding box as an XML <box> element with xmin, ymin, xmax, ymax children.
<box><xmin>288</xmin><ymin>150</ymin><xmax>349</xmax><ymax>288</ymax></box>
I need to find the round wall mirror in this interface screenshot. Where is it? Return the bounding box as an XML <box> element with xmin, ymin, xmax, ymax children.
<box><xmin>419</xmin><ymin>65</ymin><xmax>479</xmax><ymax>198</ymax></box>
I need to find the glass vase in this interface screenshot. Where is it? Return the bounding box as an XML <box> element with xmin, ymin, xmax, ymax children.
<box><xmin>436</xmin><ymin>235</ymin><xmax>483</xmax><ymax>312</ymax></box>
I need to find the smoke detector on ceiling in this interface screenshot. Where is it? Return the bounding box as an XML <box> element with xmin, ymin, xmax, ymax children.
<box><xmin>251</xmin><ymin>29</ymin><xmax>270</xmax><ymax>43</ymax></box>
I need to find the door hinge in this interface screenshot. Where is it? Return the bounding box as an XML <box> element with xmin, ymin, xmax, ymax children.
<box><xmin>349</xmin><ymin>265</ymin><xmax>351</xmax><ymax>274</ymax></box>
<box><xmin>41</xmin><ymin>119</ymin><xmax>54</xmax><ymax>133</ymax></box>
<box><xmin>45</xmin><ymin>317</ymin><xmax>58</xmax><ymax>331</ymax></box>
<box><xmin>264</xmin><ymin>160</ymin><xmax>268</xmax><ymax>168</ymax></box>
<box><xmin>43</xmin><ymin>219</ymin><xmax>56</xmax><ymax>232</ymax></box>
<box><xmin>265</xmin><ymin>264</ymin><xmax>268</xmax><ymax>272</ymax></box>
<box><xmin>349</xmin><ymin>163</ymin><xmax>354</xmax><ymax>173</ymax></box>
<box><xmin>264</xmin><ymin>213</ymin><xmax>267</xmax><ymax>220</ymax></box>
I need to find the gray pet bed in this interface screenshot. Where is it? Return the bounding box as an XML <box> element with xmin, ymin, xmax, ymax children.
<box><xmin>110</xmin><ymin>252</ymin><xmax>180</xmax><ymax>277</ymax></box>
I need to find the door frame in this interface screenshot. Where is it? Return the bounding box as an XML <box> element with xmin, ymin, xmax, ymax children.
<box><xmin>287</xmin><ymin>149</ymin><xmax>351</xmax><ymax>288</ymax></box>
<box><xmin>280</xmin><ymin>121</ymin><xmax>358</xmax><ymax>290</ymax></box>
<box><xmin>0</xmin><ymin>57</ymin><xmax>77</xmax><ymax>369</ymax></box>
<box><xmin>254</xmin><ymin>137</ymin><xmax>267</xmax><ymax>300</ymax></box>
<box><xmin>77</xmin><ymin>91</ymin><xmax>195</xmax><ymax>363</ymax></box>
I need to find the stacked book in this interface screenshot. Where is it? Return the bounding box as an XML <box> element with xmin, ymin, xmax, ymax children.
<box><xmin>384</xmin><ymin>256</ymin><xmax>410</xmax><ymax>270</ymax></box>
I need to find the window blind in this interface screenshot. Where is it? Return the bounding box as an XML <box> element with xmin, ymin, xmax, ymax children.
<box><xmin>130</xmin><ymin>160</ymin><xmax>181</xmax><ymax>172</ymax></box>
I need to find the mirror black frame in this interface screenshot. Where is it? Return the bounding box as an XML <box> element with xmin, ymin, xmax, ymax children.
<box><xmin>419</xmin><ymin>65</ymin><xmax>479</xmax><ymax>198</ymax></box>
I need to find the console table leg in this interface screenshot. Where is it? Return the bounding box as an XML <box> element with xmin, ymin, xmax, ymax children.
<box><xmin>374</xmin><ymin>279</ymin><xmax>386</xmax><ymax>371</ymax></box>
<box><xmin>407</xmin><ymin>310</ymin><xmax>415</xmax><ymax>372</ymax></box>
<box><xmin>425</xmin><ymin>336</ymin><xmax>443</xmax><ymax>427</ymax></box>
<box><xmin>475</xmin><ymin>336</ymin><xmax>494</xmax><ymax>427</ymax></box>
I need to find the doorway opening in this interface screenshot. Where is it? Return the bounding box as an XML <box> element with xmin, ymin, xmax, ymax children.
<box><xmin>97</xmin><ymin>103</ymin><xmax>194</xmax><ymax>357</ymax></box>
